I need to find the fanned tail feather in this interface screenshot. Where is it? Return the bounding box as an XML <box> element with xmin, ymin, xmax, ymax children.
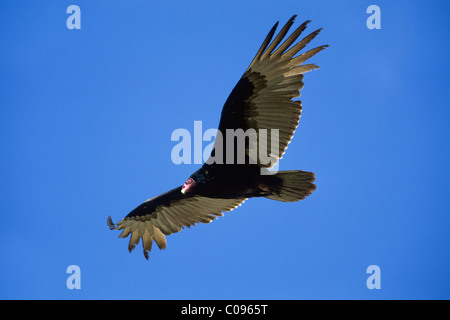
<box><xmin>266</xmin><ymin>170</ymin><xmax>316</xmax><ymax>202</ymax></box>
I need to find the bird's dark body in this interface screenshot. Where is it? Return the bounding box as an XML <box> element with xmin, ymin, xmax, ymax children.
<box><xmin>125</xmin><ymin>163</ymin><xmax>281</xmax><ymax>220</ymax></box>
<box><xmin>190</xmin><ymin>163</ymin><xmax>280</xmax><ymax>199</ymax></box>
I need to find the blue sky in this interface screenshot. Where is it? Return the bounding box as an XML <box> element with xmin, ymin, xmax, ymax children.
<box><xmin>1</xmin><ymin>0</ymin><xmax>449</xmax><ymax>299</ymax></box>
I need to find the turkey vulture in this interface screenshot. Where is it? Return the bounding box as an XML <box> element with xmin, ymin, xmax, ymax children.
<box><xmin>108</xmin><ymin>15</ymin><xmax>327</xmax><ymax>259</ymax></box>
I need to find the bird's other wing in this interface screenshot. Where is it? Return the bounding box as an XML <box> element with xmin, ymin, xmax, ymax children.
<box><xmin>108</xmin><ymin>186</ymin><xmax>246</xmax><ymax>259</ymax></box>
<box><xmin>209</xmin><ymin>15</ymin><xmax>327</xmax><ymax>167</ymax></box>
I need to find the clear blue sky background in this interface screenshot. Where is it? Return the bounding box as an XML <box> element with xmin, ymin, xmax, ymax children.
<box><xmin>1</xmin><ymin>0</ymin><xmax>449</xmax><ymax>299</ymax></box>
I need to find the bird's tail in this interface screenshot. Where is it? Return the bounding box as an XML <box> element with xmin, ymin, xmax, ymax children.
<box><xmin>264</xmin><ymin>170</ymin><xmax>316</xmax><ymax>202</ymax></box>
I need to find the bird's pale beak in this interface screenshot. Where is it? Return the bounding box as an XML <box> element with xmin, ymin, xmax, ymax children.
<box><xmin>181</xmin><ymin>178</ymin><xmax>195</xmax><ymax>194</ymax></box>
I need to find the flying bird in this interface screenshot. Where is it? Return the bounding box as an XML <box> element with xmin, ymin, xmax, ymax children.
<box><xmin>108</xmin><ymin>15</ymin><xmax>327</xmax><ymax>259</ymax></box>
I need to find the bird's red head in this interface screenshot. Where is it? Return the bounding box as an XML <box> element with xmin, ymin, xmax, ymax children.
<box><xmin>181</xmin><ymin>178</ymin><xmax>196</xmax><ymax>194</ymax></box>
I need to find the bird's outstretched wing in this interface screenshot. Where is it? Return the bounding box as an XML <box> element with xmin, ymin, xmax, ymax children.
<box><xmin>109</xmin><ymin>187</ymin><xmax>246</xmax><ymax>259</ymax></box>
<box><xmin>210</xmin><ymin>15</ymin><xmax>327</xmax><ymax>167</ymax></box>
